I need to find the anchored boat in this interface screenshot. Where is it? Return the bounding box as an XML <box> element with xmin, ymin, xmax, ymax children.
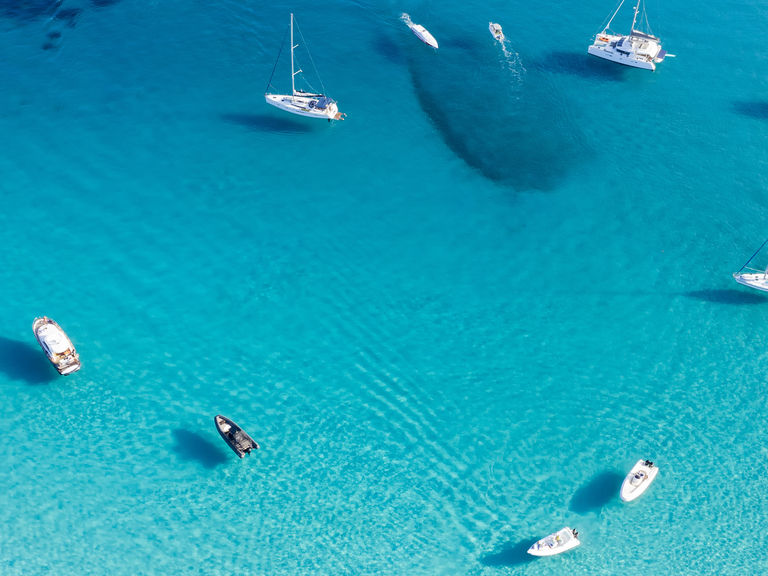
<box><xmin>264</xmin><ymin>13</ymin><xmax>344</xmax><ymax>120</ymax></box>
<box><xmin>32</xmin><ymin>316</ymin><xmax>80</xmax><ymax>375</ymax></box>
<box><xmin>215</xmin><ymin>415</ymin><xmax>259</xmax><ymax>458</ymax></box>
<box><xmin>734</xmin><ymin>238</ymin><xmax>768</xmax><ymax>292</ymax></box>
<box><xmin>587</xmin><ymin>0</ymin><xmax>667</xmax><ymax>70</ymax></box>
<box><xmin>527</xmin><ymin>527</ymin><xmax>580</xmax><ymax>557</ymax></box>
<box><xmin>620</xmin><ymin>459</ymin><xmax>659</xmax><ymax>502</ymax></box>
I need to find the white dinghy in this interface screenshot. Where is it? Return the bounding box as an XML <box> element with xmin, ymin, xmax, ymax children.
<box><xmin>489</xmin><ymin>22</ymin><xmax>504</xmax><ymax>42</ymax></box>
<box><xmin>527</xmin><ymin>527</ymin><xmax>580</xmax><ymax>557</ymax></box>
<box><xmin>401</xmin><ymin>13</ymin><xmax>438</xmax><ymax>49</ymax></box>
<box><xmin>734</xmin><ymin>238</ymin><xmax>768</xmax><ymax>292</ymax></box>
<box><xmin>620</xmin><ymin>459</ymin><xmax>659</xmax><ymax>502</ymax></box>
<box><xmin>264</xmin><ymin>13</ymin><xmax>344</xmax><ymax>121</ymax></box>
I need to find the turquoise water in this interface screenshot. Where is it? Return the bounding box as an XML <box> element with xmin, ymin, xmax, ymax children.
<box><xmin>1</xmin><ymin>0</ymin><xmax>767</xmax><ymax>573</ymax></box>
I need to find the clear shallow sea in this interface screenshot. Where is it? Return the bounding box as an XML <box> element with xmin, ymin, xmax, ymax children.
<box><xmin>1</xmin><ymin>0</ymin><xmax>767</xmax><ymax>574</ymax></box>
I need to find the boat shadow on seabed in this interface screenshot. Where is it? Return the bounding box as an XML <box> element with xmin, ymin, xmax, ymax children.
<box><xmin>569</xmin><ymin>470</ymin><xmax>625</xmax><ymax>514</ymax></box>
<box><xmin>684</xmin><ymin>289</ymin><xmax>768</xmax><ymax>305</ymax></box>
<box><xmin>220</xmin><ymin>113</ymin><xmax>315</xmax><ymax>135</ymax></box>
<box><xmin>731</xmin><ymin>101</ymin><xmax>768</xmax><ymax>120</ymax></box>
<box><xmin>535</xmin><ymin>50</ymin><xmax>627</xmax><ymax>82</ymax></box>
<box><xmin>0</xmin><ymin>336</ymin><xmax>58</xmax><ymax>385</ymax></box>
<box><xmin>173</xmin><ymin>429</ymin><xmax>229</xmax><ymax>469</ymax></box>
<box><xmin>481</xmin><ymin>535</ymin><xmax>538</xmax><ymax>567</ymax></box>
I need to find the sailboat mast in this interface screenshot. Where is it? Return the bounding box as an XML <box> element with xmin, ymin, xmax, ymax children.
<box><xmin>605</xmin><ymin>0</ymin><xmax>625</xmax><ymax>31</ymax></box>
<box><xmin>630</xmin><ymin>0</ymin><xmax>640</xmax><ymax>33</ymax></box>
<box><xmin>290</xmin><ymin>13</ymin><xmax>295</xmax><ymax>97</ymax></box>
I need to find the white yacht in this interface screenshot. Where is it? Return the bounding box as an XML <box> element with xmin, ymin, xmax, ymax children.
<box><xmin>734</xmin><ymin>239</ymin><xmax>768</xmax><ymax>292</ymax></box>
<box><xmin>32</xmin><ymin>316</ymin><xmax>81</xmax><ymax>375</ymax></box>
<box><xmin>620</xmin><ymin>459</ymin><xmax>659</xmax><ymax>502</ymax></box>
<box><xmin>527</xmin><ymin>527</ymin><xmax>581</xmax><ymax>557</ymax></box>
<box><xmin>401</xmin><ymin>14</ymin><xmax>438</xmax><ymax>49</ymax></box>
<box><xmin>489</xmin><ymin>22</ymin><xmax>504</xmax><ymax>42</ymax></box>
<box><xmin>264</xmin><ymin>14</ymin><xmax>343</xmax><ymax>120</ymax></box>
<box><xmin>587</xmin><ymin>0</ymin><xmax>666</xmax><ymax>70</ymax></box>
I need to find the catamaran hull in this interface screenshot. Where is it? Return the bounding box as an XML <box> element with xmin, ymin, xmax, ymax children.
<box><xmin>265</xmin><ymin>94</ymin><xmax>340</xmax><ymax>120</ymax></box>
<box><xmin>733</xmin><ymin>273</ymin><xmax>768</xmax><ymax>292</ymax></box>
<box><xmin>587</xmin><ymin>44</ymin><xmax>656</xmax><ymax>70</ymax></box>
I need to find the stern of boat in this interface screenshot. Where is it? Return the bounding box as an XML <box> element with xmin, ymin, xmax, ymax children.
<box><xmin>57</xmin><ymin>358</ymin><xmax>82</xmax><ymax>375</ymax></box>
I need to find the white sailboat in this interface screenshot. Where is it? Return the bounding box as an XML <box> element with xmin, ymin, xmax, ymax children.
<box><xmin>264</xmin><ymin>14</ymin><xmax>343</xmax><ymax>121</ymax></box>
<box><xmin>587</xmin><ymin>0</ymin><xmax>667</xmax><ymax>70</ymax></box>
<box><xmin>734</xmin><ymin>238</ymin><xmax>768</xmax><ymax>292</ymax></box>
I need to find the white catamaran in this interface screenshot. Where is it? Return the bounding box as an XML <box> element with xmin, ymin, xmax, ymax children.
<box><xmin>265</xmin><ymin>13</ymin><xmax>343</xmax><ymax>121</ymax></box>
<box><xmin>587</xmin><ymin>0</ymin><xmax>667</xmax><ymax>70</ymax></box>
<box><xmin>734</xmin><ymin>238</ymin><xmax>768</xmax><ymax>292</ymax></box>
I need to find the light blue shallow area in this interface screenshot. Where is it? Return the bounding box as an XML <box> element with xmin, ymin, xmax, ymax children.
<box><xmin>1</xmin><ymin>0</ymin><xmax>767</xmax><ymax>573</ymax></box>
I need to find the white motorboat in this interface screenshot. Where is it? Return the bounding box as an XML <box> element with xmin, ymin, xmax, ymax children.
<box><xmin>489</xmin><ymin>22</ymin><xmax>504</xmax><ymax>42</ymax></box>
<box><xmin>401</xmin><ymin>13</ymin><xmax>438</xmax><ymax>49</ymax></box>
<box><xmin>620</xmin><ymin>459</ymin><xmax>659</xmax><ymax>502</ymax></box>
<box><xmin>734</xmin><ymin>238</ymin><xmax>768</xmax><ymax>292</ymax></box>
<box><xmin>527</xmin><ymin>527</ymin><xmax>580</xmax><ymax>557</ymax></box>
<box><xmin>32</xmin><ymin>316</ymin><xmax>81</xmax><ymax>375</ymax></box>
<box><xmin>587</xmin><ymin>0</ymin><xmax>666</xmax><ymax>70</ymax></box>
<box><xmin>264</xmin><ymin>14</ymin><xmax>344</xmax><ymax>120</ymax></box>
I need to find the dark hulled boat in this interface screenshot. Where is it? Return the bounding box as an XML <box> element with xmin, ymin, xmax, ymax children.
<box><xmin>214</xmin><ymin>415</ymin><xmax>259</xmax><ymax>458</ymax></box>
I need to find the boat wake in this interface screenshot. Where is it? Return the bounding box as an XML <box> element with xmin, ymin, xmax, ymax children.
<box><xmin>499</xmin><ymin>41</ymin><xmax>526</xmax><ymax>80</ymax></box>
<box><xmin>400</xmin><ymin>12</ymin><xmax>412</xmax><ymax>27</ymax></box>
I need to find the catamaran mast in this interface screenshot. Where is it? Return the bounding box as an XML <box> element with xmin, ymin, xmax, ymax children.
<box><xmin>630</xmin><ymin>0</ymin><xmax>641</xmax><ymax>33</ymax></box>
<box><xmin>605</xmin><ymin>0</ymin><xmax>625</xmax><ymax>31</ymax></box>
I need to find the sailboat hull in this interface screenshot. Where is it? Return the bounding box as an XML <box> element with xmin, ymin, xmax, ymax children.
<box><xmin>265</xmin><ymin>94</ymin><xmax>340</xmax><ymax>120</ymax></box>
<box><xmin>733</xmin><ymin>273</ymin><xmax>768</xmax><ymax>293</ymax></box>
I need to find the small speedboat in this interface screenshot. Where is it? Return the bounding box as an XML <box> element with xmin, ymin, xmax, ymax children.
<box><xmin>527</xmin><ymin>527</ymin><xmax>581</xmax><ymax>557</ymax></box>
<box><xmin>214</xmin><ymin>415</ymin><xmax>259</xmax><ymax>458</ymax></box>
<box><xmin>401</xmin><ymin>14</ymin><xmax>438</xmax><ymax>49</ymax></box>
<box><xmin>489</xmin><ymin>22</ymin><xmax>504</xmax><ymax>42</ymax></box>
<box><xmin>620</xmin><ymin>459</ymin><xmax>659</xmax><ymax>502</ymax></box>
<box><xmin>32</xmin><ymin>316</ymin><xmax>81</xmax><ymax>375</ymax></box>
